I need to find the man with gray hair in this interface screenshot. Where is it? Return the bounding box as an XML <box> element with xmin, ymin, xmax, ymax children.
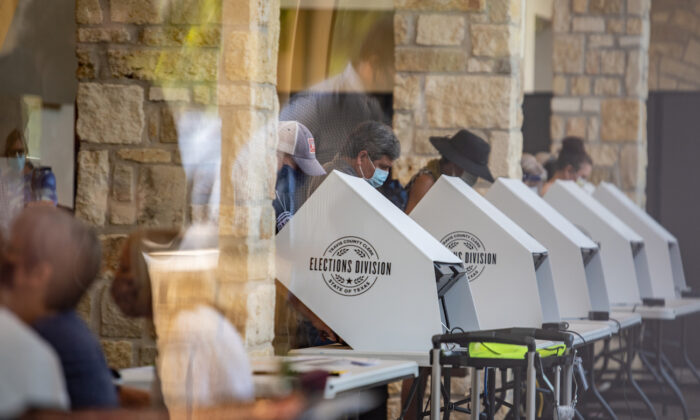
<box><xmin>1</xmin><ymin>206</ymin><xmax>117</xmax><ymax>411</ymax></box>
<box><xmin>306</xmin><ymin>120</ymin><xmax>401</xmax><ymax>198</ymax></box>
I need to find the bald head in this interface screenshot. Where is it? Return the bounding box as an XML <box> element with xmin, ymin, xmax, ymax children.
<box><xmin>11</xmin><ymin>207</ymin><xmax>101</xmax><ymax>312</ymax></box>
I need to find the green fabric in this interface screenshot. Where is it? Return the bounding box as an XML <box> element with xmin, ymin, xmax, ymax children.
<box><xmin>468</xmin><ymin>342</ymin><xmax>566</xmax><ymax>359</ymax></box>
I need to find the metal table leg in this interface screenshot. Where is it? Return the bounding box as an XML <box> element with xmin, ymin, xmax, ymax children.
<box><xmin>486</xmin><ymin>368</ymin><xmax>496</xmax><ymax>419</ymax></box>
<box><xmin>526</xmin><ymin>352</ymin><xmax>536</xmax><ymax>420</ymax></box>
<box><xmin>681</xmin><ymin>317</ymin><xmax>700</xmax><ymax>385</ymax></box>
<box><xmin>586</xmin><ymin>344</ymin><xmax>617</xmax><ymax>419</ymax></box>
<box><xmin>513</xmin><ymin>368</ymin><xmax>522</xmax><ymax>420</ymax></box>
<box><xmin>399</xmin><ymin>371</ymin><xmax>425</xmax><ymax>420</ymax></box>
<box><xmin>470</xmin><ymin>367</ymin><xmax>480</xmax><ymax>420</ymax></box>
<box><xmin>442</xmin><ymin>368</ymin><xmax>451</xmax><ymax>420</ymax></box>
<box><xmin>561</xmin><ymin>363</ymin><xmax>573</xmax><ymax>407</ymax></box>
<box><xmin>656</xmin><ymin>320</ymin><xmax>689</xmax><ymax>420</ymax></box>
<box><xmin>431</xmin><ymin>349</ymin><xmax>442</xmax><ymax>420</ymax></box>
<box><xmin>626</xmin><ymin>325</ymin><xmax>658</xmax><ymax>420</ymax></box>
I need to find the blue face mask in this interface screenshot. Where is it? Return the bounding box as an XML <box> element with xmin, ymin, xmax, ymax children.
<box><xmin>9</xmin><ymin>155</ymin><xmax>25</xmax><ymax>172</ymax></box>
<box><xmin>361</xmin><ymin>157</ymin><xmax>388</xmax><ymax>188</ymax></box>
<box><xmin>369</xmin><ymin>167</ymin><xmax>389</xmax><ymax>188</ymax></box>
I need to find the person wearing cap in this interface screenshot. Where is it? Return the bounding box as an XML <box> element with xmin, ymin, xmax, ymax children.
<box><xmin>404</xmin><ymin>129</ymin><xmax>494</xmax><ymax>214</ymax></box>
<box><xmin>274</xmin><ymin>121</ymin><xmax>326</xmax><ymax>232</ymax></box>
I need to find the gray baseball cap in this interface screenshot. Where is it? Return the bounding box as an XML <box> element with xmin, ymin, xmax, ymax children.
<box><xmin>278</xmin><ymin>121</ymin><xmax>326</xmax><ymax>176</ymax></box>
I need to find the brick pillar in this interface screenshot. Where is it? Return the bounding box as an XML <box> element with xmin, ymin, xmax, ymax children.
<box><xmin>74</xmin><ymin>0</ymin><xmax>280</xmax><ymax>366</ymax></box>
<box><xmin>551</xmin><ymin>0</ymin><xmax>650</xmax><ymax>204</ymax></box>
<box><xmin>393</xmin><ymin>0</ymin><xmax>525</xmax><ymax>186</ymax></box>
<box><xmin>216</xmin><ymin>0</ymin><xmax>280</xmax><ymax>356</ymax></box>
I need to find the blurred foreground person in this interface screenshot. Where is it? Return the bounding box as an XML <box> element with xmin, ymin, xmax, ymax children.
<box><xmin>521</xmin><ymin>153</ymin><xmax>547</xmax><ymax>194</ymax></box>
<box><xmin>1</xmin><ymin>207</ymin><xmax>118</xmax><ymax>411</ymax></box>
<box><xmin>111</xmin><ymin>229</ymin><xmax>255</xmax><ymax>412</ymax></box>
<box><xmin>540</xmin><ymin>137</ymin><xmax>592</xmax><ymax>196</ymax></box>
<box><xmin>306</xmin><ymin>121</ymin><xmax>400</xmax><ymax>197</ymax></box>
<box><xmin>0</xmin><ymin>209</ymin><xmax>68</xmax><ymax>417</ymax></box>
<box><xmin>404</xmin><ymin>129</ymin><xmax>493</xmax><ymax>213</ymax></box>
<box><xmin>274</xmin><ymin>121</ymin><xmax>325</xmax><ymax>232</ymax></box>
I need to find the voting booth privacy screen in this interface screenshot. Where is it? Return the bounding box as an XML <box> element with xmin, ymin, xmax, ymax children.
<box><xmin>593</xmin><ymin>182</ymin><xmax>686</xmax><ymax>298</ymax></box>
<box><xmin>410</xmin><ymin>176</ymin><xmax>556</xmax><ymax>330</ymax></box>
<box><xmin>545</xmin><ymin>181</ymin><xmax>648</xmax><ymax>305</ymax></box>
<box><xmin>276</xmin><ymin>171</ymin><xmax>479</xmax><ymax>353</ymax></box>
<box><xmin>486</xmin><ymin>179</ymin><xmax>610</xmax><ymax>318</ymax></box>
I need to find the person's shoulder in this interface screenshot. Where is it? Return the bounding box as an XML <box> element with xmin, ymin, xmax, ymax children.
<box><xmin>0</xmin><ymin>308</ymin><xmax>66</xmax><ymax>384</ymax></box>
<box><xmin>412</xmin><ymin>172</ymin><xmax>436</xmax><ymax>189</ymax></box>
<box><xmin>0</xmin><ymin>309</ymin><xmax>52</xmax><ymax>355</ymax></box>
<box><xmin>34</xmin><ymin>311</ymin><xmax>100</xmax><ymax>352</ymax></box>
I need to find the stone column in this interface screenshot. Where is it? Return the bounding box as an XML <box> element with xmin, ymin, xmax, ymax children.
<box><xmin>74</xmin><ymin>0</ymin><xmax>280</xmax><ymax>366</ymax></box>
<box><xmin>551</xmin><ymin>0</ymin><xmax>650</xmax><ymax>204</ymax></box>
<box><xmin>216</xmin><ymin>0</ymin><xmax>280</xmax><ymax>356</ymax></box>
<box><xmin>393</xmin><ymin>0</ymin><xmax>525</xmax><ymax>186</ymax></box>
<box><xmin>648</xmin><ymin>0</ymin><xmax>700</xmax><ymax>91</ymax></box>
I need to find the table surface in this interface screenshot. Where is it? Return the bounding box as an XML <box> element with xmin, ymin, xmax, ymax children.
<box><xmin>564</xmin><ymin>312</ymin><xmax>642</xmax><ymax>333</ymax></box>
<box><xmin>291</xmin><ymin>345</ymin><xmax>433</xmax><ymax>367</ymax></box>
<box><xmin>567</xmin><ymin>321</ymin><xmax>613</xmax><ymax>347</ymax></box>
<box><xmin>613</xmin><ymin>298</ymin><xmax>700</xmax><ymax>320</ymax></box>
<box><xmin>120</xmin><ymin>356</ymin><xmax>418</xmax><ymax>400</ymax></box>
<box><xmin>252</xmin><ymin>355</ymin><xmax>418</xmax><ymax>399</ymax></box>
<box><xmin>292</xmin><ymin>338</ymin><xmax>567</xmax><ymax>367</ymax></box>
<box><xmin>119</xmin><ymin>365</ymin><xmax>155</xmax><ymax>392</ymax></box>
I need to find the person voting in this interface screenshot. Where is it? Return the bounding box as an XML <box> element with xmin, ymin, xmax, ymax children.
<box><xmin>277</xmin><ymin>170</ymin><xmax>479</xmax><ymax>353</ymax></box>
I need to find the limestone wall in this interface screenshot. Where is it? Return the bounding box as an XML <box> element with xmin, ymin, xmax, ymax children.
<box><xmin>551</xmin><ymin>0</ymin><xmax>650</xmax><ymax>204</ymax></box>
<box><xmin>648</xmin><ymin>0</ymin><xmax>700</xmax><ymax>91</ymax></box>
<box><xmin>74</xmin><ymin>0</ymin><xmax>279</xmax><ymax>368</ymax></box>
<box><xmin>392</xmin><ymin>0</ymin><xmax>525</xmax><ymax>186</ymax></box>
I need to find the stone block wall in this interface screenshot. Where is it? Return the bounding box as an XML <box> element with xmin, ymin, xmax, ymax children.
<box><xmin>648</xmin><ymin>0</ymin><xmax>700</xmax><ymax>91</ymax></box>
<box><xmin>216</xmin><ymin>0</ymin><xmax>280</xmax><ymax>357</ymax></box>
<box><xmin>74</xmin><ymin>0</ymin><xmax>279</xmax><ymax>368</ymax></box>
<box><xmin>392</xmin><ymin>0</ymin><xmax>525</xmax><ymax>186</ymax></box>
<box><xmin>551</xmin><ymin>0</ymin><xmax>650</xmax><ymax>204</ymax></box>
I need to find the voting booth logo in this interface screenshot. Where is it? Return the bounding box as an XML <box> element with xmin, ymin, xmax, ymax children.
<box><xmin>440</xmin><ymin>231</ymin><xmax>497</xmax><ymax>282</ymax></box>
<box><xmin>309</xmin><ymin>236</ymin><xmax>392</xmax><ymax>296</ymax></box>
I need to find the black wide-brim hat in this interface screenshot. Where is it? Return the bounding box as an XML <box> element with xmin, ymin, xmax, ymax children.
<box><xmin>429</xmin><ymin>129</ymin><xmax>494</xmax><ymax>182</ymax></box>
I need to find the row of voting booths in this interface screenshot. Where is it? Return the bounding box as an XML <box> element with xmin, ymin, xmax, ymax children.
<box><xmin>276</xmin><ymin>170</ymin><xmax>700</xmax><ymax>420</ymax></box>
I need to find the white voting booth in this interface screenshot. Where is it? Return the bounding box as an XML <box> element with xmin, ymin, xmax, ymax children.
<box><xmin>594</xmin><ymin>182</ymin><xmax>685</xmax><ymax>298</ymax></box>
<box><xmin>486</xmin><ymin>178</ymin><xmax>609</xmax><ymax>318</ymax></box>
<box><xmin>276</xmin><ymin>171</ymin><xmax>480</xmax><ymax>353</ymax></box>
<box><xmin>593</xmin><ymin>182</ymin><xmax>700</xmax><ymax>318</ymax></box>
<box><xmin>410</xmin><ymin>176</ymin><xmax>558</xmax><ymax>330</ymax></box>
<box><xmin>544</xmin><ymin>180</ymin><xmax>648</xmax><ymax>306</ymax></box>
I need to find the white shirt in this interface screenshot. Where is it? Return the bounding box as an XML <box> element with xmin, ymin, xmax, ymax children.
<box><xmin>157</xmin><ymin>305</ymin><xmax>254</xmax><ymax>412</ymax></box>
<box><xmin>0</xmin><ymin>308</ymin><xmax>69</xmax><ymax>417</ymax></box>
